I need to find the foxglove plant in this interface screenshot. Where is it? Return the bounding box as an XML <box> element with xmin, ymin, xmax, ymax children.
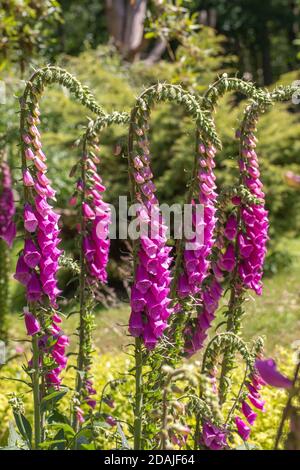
<box><xmin>70</xmin><ymin>110</ymin><xmax>131</xmax><ymax>433</ymax></box>
<box><xmin>15</xmin><ymin>66</ymin><xmax>108</xmax><ymax>448</ymax></box>
<box><xmin>72</xmin><ymin>137</ymin><xmax>112</xmax><ymax>429</ymax></box>
<box><xmin>127</xmin><ymin>83</ymin><xmax>221</xmax><ymax>449</ymax></box>
<box><xmin>0</xmin><ymin>158</ymin><xmax>16</xmax><ymax>340</ymax></box>
<box><xmin>218</xmin><ymin>104</ymin><xmax>269</xmax><ymax>403</ymax></box>
<box><xmin>18</xmin><ymin>96</ymin><xmax>69</xmax><ymax>446</ymax></box>
<box><xmin>0</xmin><ymin>160</ymin><xmax>16</xmax><ymax>248</ymax></box>
<box><xmin>194</xmin><ymin>332</ymin><xmax>266</xmax><ymax>448</ymax></box>
<box><xmin>128</xmin><ymin>111</ymin><xmax>174</xmax><ymax>451</ymax></box>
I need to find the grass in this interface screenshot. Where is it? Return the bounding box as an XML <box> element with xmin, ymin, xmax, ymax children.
<box><xmin>241</xmin><ymin>237</ymin><xmax>300</xmax><ymax>352</ymax></box>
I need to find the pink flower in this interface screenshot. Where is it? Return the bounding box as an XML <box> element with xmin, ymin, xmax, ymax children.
<box><xmin>25</xmin><ymin>148</ymin><xmax>35</xmax><ymax>160</ymax></box>
<box><xmin>82</xmin><ymin>202</ymin><xmax>95</xmax><ymax>219</ymax></box>
<box><xmin>14</xmin><ymin>255</ymin><xmax>31</xmax><ymax>285</ymax></box>
<box><xmin>0</xmin><ymin>221</ymin><xmax>16</xmax><ymax>247</ymax></box>
<box><xmin>86</xmin><ymin>399</ymin><xmax>97</xmax><ymax>409</ymax></box>
<box><xmin>34</xmin><ymin>157</ymin><xmax>47</xmax><ymax>173</ymax></box>
<box><xmin>255</xmin><ymin>358</ymin><xmax>292</xmax><ymax>389</ymax></box>
<box><xmin>224</xmin><ymin>215</ymin><xmax>237</xmax><ymax>240</ymax></box>
<box><xmin>0</xmin><ymin>162</ymin><xmax>16</xmax><ymax>247</ymax></box>
<box><xmin>106</xmin><ymin>416</ymin><xmax>116</xmax><ymax>427</ymax></box>
<box><xmin>26</xmin><ymin>272</ymin><xmax>42</xmax><ymax>302</ymax></box>
<box><xmin>241</xmin><ymin>400</ymin><xmax>257</xmax><ymax>425</ymax></box>
<box><xmin>24</xmin><ymin>204</ymin><xmax>38</xmax><ymax>232</ymax></box>
<box><xmin>24</xmin><ymin>308</ymin><xmax>40</xmax><ymax>336</ymax></box>
<box><xmin>68</xmin><ymin>196</ymin><xmax>77</xmax><ymax>206</ymax></box>
<box><xmin>201</xmin><ymin>422</ymin><xmax>227</xmax><ymax>450</ymax></box>
<box><xmin>23</xmin><ymin>169</ymin><xmax>35</xmax><ymax>187</ymax></box>
<box><xmin>235</xmin><ymin>416</ymin><xmax>251</xmax><ymax>441</ymax></box>
<box><xmin>247</xmin><ymin>393</ymin><xmax>266</xmax><ymax>411</ymax></box>
<box><xmin>46</xmin><ymin>371</ymin><xmax>62</xmax><ymax>387</ymax></box>
<box><xmin>23</xmin><ymin>239</ymin><xmax>41</xmax><ymax>268</ymax></box>
<box><xmin>218</xmin><ymin>243</ymin><xmax>235</xmax><ymax>272</ymax></box>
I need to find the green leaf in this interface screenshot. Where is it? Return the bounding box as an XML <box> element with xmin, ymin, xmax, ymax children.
<box><xmin>39</xmin><ymin>439</ymin><xmax>66</xmax><ymax>450</ymax></box>
<box><xmin>52</xmin><ymin>429</ymin><xmax>67</xmax><ymax>450</ymax></box>
<box><xmin>80</xmin><ymin>442</ymin><xmax>96</xmax><ymax>450</ymax></box>
<box><xmin>144</xmin><ymin>32</ymin><xmax>157</xmax><ymax>39</ymax></box>
<box><xmin>48</xmin><ymin>423</ymin><xmax>75</xmax><ymax>437</ymax></box>
<box><xmin>41</xmin><ymin>388</ymin><xmax>68</xmax><ymax>411</ymax></box>
<box><xmin>13</xmin><ymin>412</ymin><xmax>32</xmax><ymax>448</ymax></box>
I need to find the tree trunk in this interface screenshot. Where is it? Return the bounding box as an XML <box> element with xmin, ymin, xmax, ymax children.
<box><xmin>260</xmin><ymin>26</ymin><xmax>272</xmax><ymax>85</ymax></box>
<box><xmin>105</xmin><ymin>0</ymin><xmax>147</xmax><ymax>60</ymax></box>
<box><xmin>199</xmin><ymin>8</ymin><xmax>217</xmax><ymax>28</ymax></box>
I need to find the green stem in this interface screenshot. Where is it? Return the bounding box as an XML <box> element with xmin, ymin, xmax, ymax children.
<box><xmin>194</xmin><ymin>381</ymin><xmax>202</xmax><ymax>450</ymax></box>
<box><xmin>161</xmin><ymin>382</ymin><xmax>169</xmax><ymax>450</ymax></box>
<box><xmin>134</xmin><ymin>337</ymin><xmax>143</xmax><ymax>450</ymax></box>
<box><xmin>218</xmin><ymin>109</ymin><xmax>248</xmax><ymax>405</ymax></box>
<box><xmin>32</xmin><ymin>334</ymin><xmax>41</xmax><ymax>449</ymax></box>
<box><xmin>73</xmin><ymin>137</ymin><xmax>87</xmax><ymax>432</ymax></box>
<box><xmin>225</xmin><ymin>364</ymin><xmax>248</xmax><ymax>425</ymax></box>
<box><xmin>219</xmin><ymin>286</ymin><xmax>238</xmax><ymax>404</ymax></box>
<box><xmin>128</xmin><ymin>110</ymin><xmax>144</xmax><ymax>450</ymax></box>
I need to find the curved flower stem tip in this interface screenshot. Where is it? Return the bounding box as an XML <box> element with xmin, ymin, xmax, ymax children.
<box><xmin>202</xmin><ymin>74</ymin><xmax>273</xmax><ymax>111</ymax></box>
<box><xmin>130</xmin><ymin>82</ymin><xmax>221</xmax><ymax>150</ymax></box>
<box><xmin>21</xmin><ymin>65</ymin><xmax>107</xmax><ymax>118</ymax></box>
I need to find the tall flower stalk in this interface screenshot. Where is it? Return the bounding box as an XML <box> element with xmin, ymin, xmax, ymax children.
<box><xmin>72</xmin><ymin>136</ymin><xmax>112</xmax><ymax>430</ymax></box>
<box><xmin>18</xmin><ymin>86</ymin><xmax>68</xmax><ymax>448</ymax></box>
<box><xmin>219</xmin><ymin>102</ymin><xmax>269</xmax><ymax>404</ymax></box>
<box><xmin>16</xmin><ymin>66</ymin><xmax>107</xmax><ymax>448</ymax></box>
<box><xmin>127</xmin><ymin>83</ymin><xmax>220</xmax><ymax>449</ymax></box>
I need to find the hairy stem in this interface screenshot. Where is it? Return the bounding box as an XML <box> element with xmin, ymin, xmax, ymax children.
<box><xmin>134</xmin><ymin>336</ymin><xmax>143</xmax><ymax>450</ymax></box>
<box><xmin>32</xmin><ymin>334</ymin><xmax>41</xmax><ymax>449</ymax></box>
<box><xmin>73</xmin><ymin>137</ymin><xmax>87</xmax><ymax>432</ymax></box>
